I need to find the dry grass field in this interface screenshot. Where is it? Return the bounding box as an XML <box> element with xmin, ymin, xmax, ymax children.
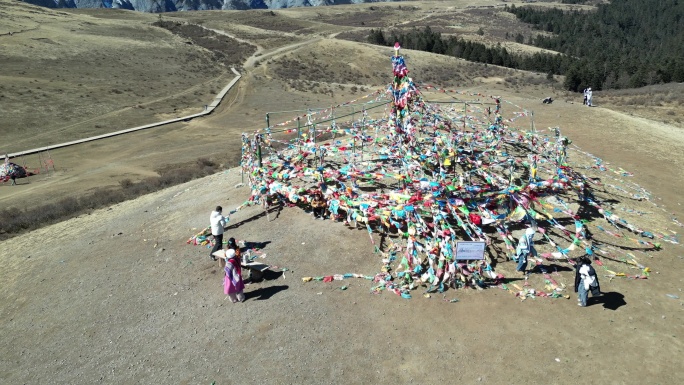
<box><xmin>596</xmin><ymin>83</ymin><xmax>684</xmax><ymax>128</ymax></box>
<box><xmin>1</xmin><ymin>1</ymin><xmax>683</xmax><ymax>384</ymax></box>
<box><xmin>0</xmin><ymin>2</ymin><xmax>238</xmax><ymax>151</ymax></box>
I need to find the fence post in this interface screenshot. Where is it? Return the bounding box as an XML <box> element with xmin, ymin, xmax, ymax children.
<box><xmin>361</xmin><ymin>107</ymin><xmax>366</xmax><ymax>161</ymax></box>
<box><xmin>351</xmin><ymin>106</ymin><xmax>355</xmax><ymax>131</ymax></box>
<box><xmin>531</xmin><ymin>110</ymin><xmax>535</xmax><ymax>132</ymax></box>
<box><xmin>361</xmin><ymin>137</ymin><xmax>364</xmax><ymax>162</ymax></box>
<box><xmin>240</xmin><ymin>136</ymin><xmax>244</xmax><ymax>183</ymax></box>
<box><xmin>256</xmin><ymin>135</ymin><xmax>263</xmax><ymax>168</ymax></box>
<box><xmin>297</xmin><ymin>117</ymin><xmax>301</xmax><ymax>152</ymax></box>
<box><xmin>312</xmin><ymin>123</ymin><xmax>316</xmax><ymax>145</ymax></box>
<box><xmin>463</xmin><ymin>102</ymin><xmax>467</xmax><ymax>130</ymax></box>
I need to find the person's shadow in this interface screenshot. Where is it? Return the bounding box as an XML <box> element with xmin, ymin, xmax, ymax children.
<box><xmin>593</xmin><ymin>291</ymin><xmax>626</xmax><ymax>310</ymax></box>
<box><xmin>244</xmin><ymin>285</ymin><xmax>288</xmax><ymax>301</ymax></box>
<box><xmin>243</xmin><ymin>240</ymin><xmax>272</xmax><ymax>250</ymax></box>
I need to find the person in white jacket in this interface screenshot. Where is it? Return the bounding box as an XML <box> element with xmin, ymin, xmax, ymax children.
<box><xmin>209</xmin><ymin>206</ymin><xmax>227</xmax><ymax>261</ymax></box>
<box><xmin>586</xmin><ymin>88</ymin><xmax>593</xmax><ymax>107</ymax></box>
<box><xmin>574</xmin><ymin>256</ymin><xmax>601</xmax><ymax>307</ymax></box>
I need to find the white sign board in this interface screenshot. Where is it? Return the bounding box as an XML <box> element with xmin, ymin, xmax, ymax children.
<box><xmin>455</xmin><ymin>241</ymin><xmax>486</xmax><ymax>260</ymax></box>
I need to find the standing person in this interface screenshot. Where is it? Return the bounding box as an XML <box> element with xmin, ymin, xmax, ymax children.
<box><xmin>209</xmin><ymin>206</ymin><xmax>227</xmax><ymax>261</ymax></box>
<box><xmin>515</xmin><ymin>227</ymin><xmax>537</xmax><ymax>276</ymax></box>
<box><xmin>582</xmin><ymin>88</ymin><xmax>588</xmax><ymax>105</ymax></box>
<box><xmin>574</xmin><ymin>256</ymin><xmax>601</xmax><ymax>307</ymax></box>
<box><xmin>586</xmin><ymin>88</ymin><xmax>593</xmax><ymax>107</ymax></box>
<box><xmin>224</xmin><ymin>249</ymin><xmax>245</xmax><ymax>303</ymax></box>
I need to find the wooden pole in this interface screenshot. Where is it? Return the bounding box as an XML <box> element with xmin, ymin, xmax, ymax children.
<box><xmin>361</xmin><ymin>107</ymin><xmax>366</xmax><ymax>162</ymax></box>
<box><xmin>531</xmin><ymin>110</ymin><xmax>535</xmax><ymax>132</ymax></box>
<box><xmin>297</xmin><ymin>117</ymin><xmax>301</xmax><ymax>152</ymax></box>
<box><xmin>463</xmin><ymin>102</ymin><xmax>467</xmax><ymax>131</ymax></box>
<box><xmin>256</xmin><ymin>135</ymin><xmax>262</xmax><ymax>168</ymax></box>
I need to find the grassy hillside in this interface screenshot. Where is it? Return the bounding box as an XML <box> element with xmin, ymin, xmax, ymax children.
<box><xmin>1</xmin><ymin>0</ymin><xmax>681</xmax><ymax>217</ymax></box>
<box><xmin>0</xmin><ymin>3</ymin><xmax>229</xmax><ymax>152</ymax></box>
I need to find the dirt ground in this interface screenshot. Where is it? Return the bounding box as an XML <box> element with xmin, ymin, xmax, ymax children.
<box><xmin>1</xmin><ymin>152</ymin><xmax>683</xmax><ymax>384</ymax></box>
<box><xmin>2</xmin><ymin>1</ymin><xmax>684</xmax><ymax>384</ymax></box>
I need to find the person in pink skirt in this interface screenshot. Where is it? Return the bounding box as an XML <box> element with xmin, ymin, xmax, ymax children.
<box><xmin>224</xmin><ymin>249</ymin><xmax>245</xmax><ymax>303</ymax></box>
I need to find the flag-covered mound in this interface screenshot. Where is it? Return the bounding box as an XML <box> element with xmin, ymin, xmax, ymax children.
<box><xmin>208</xmin><ymin>45</ymin><xmax>678</xmax><ymax>301</ymax></box>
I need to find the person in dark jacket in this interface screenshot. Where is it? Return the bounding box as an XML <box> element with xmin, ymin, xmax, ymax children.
<box><xmin>574</xmin><ymin>256</ymin><xmax>601</xmax><ymax>307</ymax></box>
<box><xmin>311</xmin><ymin>191</ymin><xmax>327</xmax><ymax>220</ymax></box>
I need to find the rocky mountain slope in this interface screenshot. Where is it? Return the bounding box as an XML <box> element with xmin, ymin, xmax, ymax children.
<box><xmin>22</xmin><ymin>0</ymin><xmax>394</xmax><ymax>12</ymax></box>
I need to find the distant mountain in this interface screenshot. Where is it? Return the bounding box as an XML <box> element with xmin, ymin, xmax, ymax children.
<box><xmin>21</xmin><ymin>0</ymin><xmax>396</xmax><ymax>12</ymax></box>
